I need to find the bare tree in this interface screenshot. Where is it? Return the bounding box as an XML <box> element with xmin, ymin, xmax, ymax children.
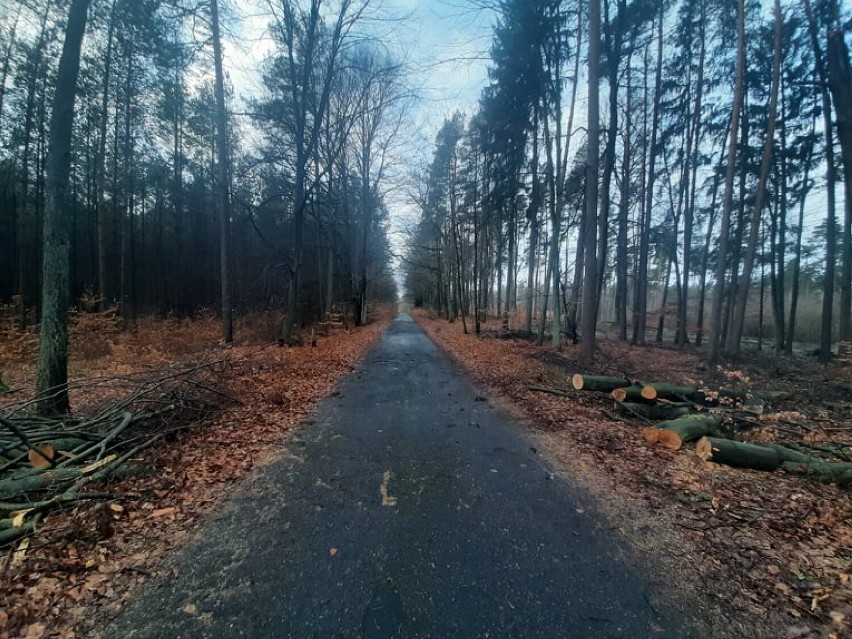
<box><xmin>263</xmin><ymin>0</ymin><xmax>369</xmax><ymax>344</ymax></box>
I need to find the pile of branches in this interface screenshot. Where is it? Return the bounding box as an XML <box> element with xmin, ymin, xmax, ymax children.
<box><xmin>0</xmin><ymin>360</ymin><xmax>233</xmax><ymax>548</ymax></box>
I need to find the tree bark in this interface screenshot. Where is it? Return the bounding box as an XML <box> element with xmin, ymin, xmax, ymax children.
<box><xmin>615</xmin><ymin>35</ymin><xmax>634</xmax><ymax>342</ymax></box>
<box><xmin>804</xmin><ymin>0</ymin><xmax>837</xmax><ymax>363</ymax></box>
<box><xmin>643</xmin><ymin>414</ymin><xmax>721</xmax><ymax>451</ymax></box>
<box><xmin>211</xmin><ymin>0</ymin><xmax>233</xmax><ymax>342</ymax></box>
<box><xmin>17</xmin><ymin>3</ymin><xmax>52</xmax><ymax>331</ymax></box>
<box><xmin>639</xmin><ymin>383</ymin><xmax>705</xmax><ymax>403</ymax></box>
<box><xmin>580</xmin><ymin>0</ymin><xmax>601</xmax><ymax>364</ymax></box>
<box><xmin>827</xmin><ymin>29</ymin><xmax>852</xmax><ymax>342</ymax></box>
<box><xmin>727</xmin><ymin>0</ymin><xmax>781</xmax><ymax>353</ymax></box>
<box><xmin>696</xmin><ymin>436</ymin><xmax>783</xmax><ymax>471</ymax></box>
<box><xmin>709</xmin><ymin>0</ymin><xmax>745</xmax><ymax>362</ymax></box>
<box><xmin>633</xmin><ymin>6</ymin><xmax>663</xmax><ymax>346</ymax></box>
<box><xmin>36</xmin><ymin>0</ymin><xmax>90</xmax><ymax>415</ymax></box>
<box><xmin>95</xmin><ymin>0</ymin><xmax>117</xmax><ymax>310</ymax></box>
<box><xmin>572</xmin><ymin>374</ymin><xmax>630</xmax><ymax>393</ymax></box>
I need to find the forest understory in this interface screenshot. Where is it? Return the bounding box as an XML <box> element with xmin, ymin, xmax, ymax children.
<box><xmin>0</xmin><ymin>308</ymin><xmax>392</xmax><ymax>639</ymax></box>
<box><xmin>414</xmin><ymin>310</ymin><xmax>851</xmax><ymax>639</ymax></box>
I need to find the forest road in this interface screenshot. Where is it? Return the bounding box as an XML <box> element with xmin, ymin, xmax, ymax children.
<box><xmin>106</xmin><ymin>314</ymin><xmax>699</xmax><ymax>639</ymax></box>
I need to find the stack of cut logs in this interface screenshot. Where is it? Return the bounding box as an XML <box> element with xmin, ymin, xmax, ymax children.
<box><xmin>570</xmin><ymin>374</ymin><xmax>852</xmax><ymax>487</ymax></box>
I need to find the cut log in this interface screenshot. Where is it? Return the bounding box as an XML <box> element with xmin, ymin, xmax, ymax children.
<box><xmin>0</xmin><ymin>469</ymin><xmax>82</xmax><ymax>498</ymax></box>
<box><xmin>647</xmin><ymin>415</ymin><xmax>722</xmax><ymax>450</ymax></box>
<box><xmin>640</xmin><ymin>383</ymin><xmax>706</xmax><ymax>403</ymax></box>
<box><xmin>763</xmin><ymin>444</ymin><xmax>817</xmax><ymax>465</ymax></box>
<box><xmin>781</xmin><ymin>461</ymin><xmax>852</xmax><ymax>487</ymax></box>
<box><xmin>695</xmin><ymin>437</ymin><xmax>783</xmax><ymax>471</ymax></box>
<box><xmin>617</xmin><ymin>402</ymin><xmax>693</xmax><ymax>421</ymax></box>
<box><xmin>611</xmin><ymin>386</ymin><xmax>646</xmax><ymax>403</ymax></box>
<box><xmin>571</xmin><ymin>375</ymin><xmax>631</xmax><ymax>393</ymax></box>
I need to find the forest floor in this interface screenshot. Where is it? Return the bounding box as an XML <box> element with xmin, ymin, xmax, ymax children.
<box><xmin>414</xmin><ymin>310</ymin><xmax>851</xmax><ymax>639</ymax></box>
<box><xmin>0</xmin><ymin>308</ymin><xmax>392</xmax><ymax>639</ymax></box>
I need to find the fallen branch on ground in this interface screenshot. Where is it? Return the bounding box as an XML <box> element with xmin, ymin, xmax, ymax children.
<box><xmin>0</xmin><ymin>359</ymin><xmax>232</xmax><ymax>547</ymax></box>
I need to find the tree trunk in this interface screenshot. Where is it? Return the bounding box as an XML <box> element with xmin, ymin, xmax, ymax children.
<box><xmin>580</xmin><ymin>0</ymin><xmax>601</xmax><ymax>364</ymax></box>
<box><xmin>786</xmin><ymin>116</ymin><xmax>815</xmax><ymax>353</ymax></box>
<box><xmin>596</xmin><ymin>0</ymin><xmax>622</xmax><ymax>306</ymax></box>
<box><xmin>696</xmin><ymin>437</ymin><xmax>783</xmax><ymax>471</ymax></box>
<box><xmin>827</xmin><ymin>29</ymin><xmax>852</xmax><ymax>342</ymax></box>
<box><xmin>643</xmin><ymin>415</ymin><xmax>721</xmax><ymax>451</ymax></box>
<box><xmin>639</xmin><ymin>383</ymin><xmax>705</xmax><ymax>403</ymax></box>
<box><xmin>804</xmin><ymin>0</ymin><xmax>837</xmax><ymax>363</ymax></box>
<box><xmin>572</xmin><ymin>374</ymin><xmax>630</xmax><ymax>393</ymax></box>
<box><xmin>525</xmin><ymin>114</ymin><xmax>542</xmax><ymax>334</ymax></box>
<box><xmin>615</xmin><ymin>36</ymin><xmax>633</xmax><ymax>342</ymax></box>
<box><xmin>95</xmin><ymin>0</ymin><xmax>117</xmax><ymax>310</ymax></box>
<box><xmin>709</xmin><ymin>0</ymin><xmax>745</xmax><ymax>363</ymax></box>
<box><xmin>678</xmin><ymin>4</ymin><xmax>707</xmax><ymax>349</ymax></box>
<box><xmin>36</xmin><ymin>0</ymin><xmax>90</xmax><ymax>415</ymax></box>
<box><xmin>211</xmin><ymin>0</ymin><xmax>233</xmax><ymax>342</ymax></box>
<box><xmin>633</xmin><ymin>6</ymin><xmax>663</xmax><ymax>346</ymax></box>
<box><xmin>781</xmin><ymin>460</ymin><xmax>852</xmax><ymax>486</ymax></box>
<box><xmin>120</xmin><ymin>40</ymin><xmax>134</xmax><ymax>325</ymax></box>
<box><xmin>727</xmin><ymin>0</ymin><xmax>781</xmax><ymax>354</ymax></box>
<box><xmin>16</xmin><ymin>3</ymin><xmax>52</xmax><ymax>331</ymax></box>
<box><xmin>771</xmin><ymin>90</ymin><xmax>789</xmax><ymax>353</ymax></box>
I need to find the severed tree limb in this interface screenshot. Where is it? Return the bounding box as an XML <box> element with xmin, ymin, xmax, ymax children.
<box><xmin>527</xmin><ymin>385</ymin><xmax>575</xmax><ymax>397</ymax></box>
<box><xmin>0</xmin><ymin>418</ymin><xmax>55</xmax><ymax>467</ymax></box>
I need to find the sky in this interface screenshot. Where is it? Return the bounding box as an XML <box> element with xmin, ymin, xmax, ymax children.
<box><xmin>224</xmin><ymin>0</ymin><xmax>494</xmax><ymax>160</ymax></box>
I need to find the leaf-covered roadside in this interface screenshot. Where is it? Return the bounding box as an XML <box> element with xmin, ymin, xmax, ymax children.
<box><xmin>415</xmin><ymin>311</ymin><xmax>851</xmax><ymax>639</ymax></box>
<box><xmin>0</xmin><ymin>315</ymin><xmax>390</xmax><ymax>639</ymax></box>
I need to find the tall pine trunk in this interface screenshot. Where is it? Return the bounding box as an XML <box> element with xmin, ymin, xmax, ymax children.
<box><xmin>827</xmin><ymin>29</ymin><xmax>852</xmax><ymax>342</ymax></box>
<box><xmin>633</xmin><ymin>5</ymin><xmax>663</xmax><ymax>346</ymax></box>
<box><xmin>727</xmin><ymin>0</ymin><xmax>781</xmax><ymax>353</ymax></box>
<box><xmin>96</xmin><ymin>0</ymin><xmax>117</xmax><ymax>310</ymax></box>
<box><xmin>36</xmin><ymin>0</ymin><xmax>90</xmax><ymax>415</ymax></box>
<box><xmin>709</xmin><ymin>0</ymin><xmax>745</xmax><ymax>363</ymax></box>
<box><xmin>580</xmin><ymin>0</ymin><xmax>601</xmax><ymax>363</ymax></box>
<box><xmin>804</xmin><ymin>0</ymin><xmax>837</xmax><ymax>362</ymax></box>
<box><xmin>211</xmin><ymin>0</ymin><xmax>233</xmax><ymax>342</ymax></box>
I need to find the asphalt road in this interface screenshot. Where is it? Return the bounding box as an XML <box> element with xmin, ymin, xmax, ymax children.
<box><xmin>107</xmin><ymin>314</ymin><xmax>697</xmax><ymax>639</ymax></box>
